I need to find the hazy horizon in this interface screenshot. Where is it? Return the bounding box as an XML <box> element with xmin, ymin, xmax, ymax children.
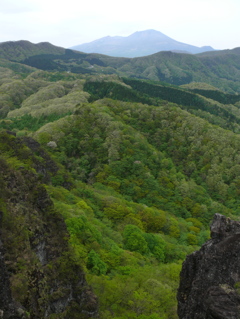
<box><xmin>1</xmin><ymin>0</ymin><xmax>240</xmax><ymax>50</ymax></box>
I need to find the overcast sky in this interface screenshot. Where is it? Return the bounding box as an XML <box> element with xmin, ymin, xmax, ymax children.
<box><xmin>1</xmin><ymin>0</ymin><xmax>239</xmax><ymax>50</ymax></box>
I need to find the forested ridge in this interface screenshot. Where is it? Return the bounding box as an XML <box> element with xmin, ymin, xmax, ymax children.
<box><xmin>1</xmin><ymin>41</ymin><xmax>240</xmax><ymax>318</ymax></box>
<box><xmin>2</xmin><ymin>40</ymin><xmax>240</xmax><ymax>93</ymax></box>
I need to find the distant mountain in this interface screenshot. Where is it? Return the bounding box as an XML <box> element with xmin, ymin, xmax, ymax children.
<box><xmin>70</xmin><ymin>29</ymin><xmax>215</xmax><ymax>57</ymax></box>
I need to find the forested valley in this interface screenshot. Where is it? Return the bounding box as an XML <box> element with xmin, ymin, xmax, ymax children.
<box><xmin>1</xmin><ymin>42</ymin><xmax>240</xmax><ymax>318</ymax></box>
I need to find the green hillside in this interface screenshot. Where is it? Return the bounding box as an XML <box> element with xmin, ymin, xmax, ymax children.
<box><xmin>2</xmin><ymin>40</ymin><xmax>240</xmax><ymax>93</ymax></box>
<box><xmin>1</xmin><ymin>43</ymin><xmax>240</xmax><ymax>318</ymax></box>
<box><xmin>0</xmin><ymin>40</ymin><xmax>65</xmax><ymax>61</ymax></box>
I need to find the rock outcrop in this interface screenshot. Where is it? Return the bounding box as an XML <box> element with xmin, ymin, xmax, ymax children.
<box><xmin>177</xmin><ymin>213</ymin><xmax>240</xmax><ymax>319</ymax></box>
<box><xmin>0</xmin><ymin>132</ymin><xmax>98</xmax><ymax>318</ymax></box>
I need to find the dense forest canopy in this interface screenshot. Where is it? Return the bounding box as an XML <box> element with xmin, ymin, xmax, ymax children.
<box><xmin>1</xmin><ymin>41</ymin><xmax>240</xmax><ymax>318</ymax></box>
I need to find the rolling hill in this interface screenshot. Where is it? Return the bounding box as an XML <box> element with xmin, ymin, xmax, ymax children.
<box><xmin>1</xmin><ymin>39</ymin><xmax>240</xmax><ymax>318</ymax></box>
<box><xmin>1</xmin><ymin>40</ymin><xmax>240</xmax><ymax>93</ymax></box>
<box><xmin>0</xmin><ymin>40</ymin><xmax>64</xmax><ymax>61</ymax></box>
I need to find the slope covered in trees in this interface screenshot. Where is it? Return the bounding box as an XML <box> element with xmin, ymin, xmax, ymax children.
<box><xmin>1</xmin><ymin>48</ymin><xmax>240</xmax><ymax>318</ymax></box>
<box><xmin>2</xmin><ymin>40</ymin><xmax>240</xmax><ymax>93</ymax></box>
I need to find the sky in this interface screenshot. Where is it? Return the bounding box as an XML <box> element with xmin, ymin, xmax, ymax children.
<box><xmin>1</xmin><ymin>0</ymin><xmax>240</xmax><ymax>50</ymax></box>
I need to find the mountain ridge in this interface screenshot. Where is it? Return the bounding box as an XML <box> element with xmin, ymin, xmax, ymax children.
<box><xmin>1</xmin><ymin>39</ymin><xmax>240</xmax><ymax>93</ymax></box>
<box><xmin>0</xmin><ymin>40</ymin><xmax>65</xmax><ymax>61</ymax></box>
<box><xmin>70</xmin><ymin>29</ymin><xmax>215</xmax><ymax>57</ymax></box>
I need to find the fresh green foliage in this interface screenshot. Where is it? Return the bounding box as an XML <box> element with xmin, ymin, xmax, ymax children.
<box><xmin>84</xmin><ymin>80</ymin><xmax>156</xmax><ymax>104</ymax></box>
<box><xmin>2</xmin><ymin>41</ymin><xmax>240</xmax><ymax>93</ymax></box>
<box><xmin>0</xmin><ymin>113</ymin><xmax>70</xmax><ymax>132</ymax></box>
<box><xmin>87</xmin><ymin>250</ymin><xmax>108</xmax><ymax>275</ymax></box>
<box><xmin>2</xmin><ymin>55</ymin><xmax>240</xmax><ymax>318</ymax></box>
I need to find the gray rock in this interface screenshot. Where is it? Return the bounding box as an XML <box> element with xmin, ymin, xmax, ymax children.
<box><xmin>177</xmin><ymin>213</ymin><xmax>240</xmax><ymax>319</ymax></box>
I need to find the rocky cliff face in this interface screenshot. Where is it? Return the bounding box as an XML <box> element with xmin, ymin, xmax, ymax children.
<box><xmin>0</xmin><ymin>132</ymin><xmax>98</xmax><ymax>318</ymax></box>
<box><xmin>178</xmin><ymin>213</ymin><xmax>240</xmax><ymax>319</ymax></box>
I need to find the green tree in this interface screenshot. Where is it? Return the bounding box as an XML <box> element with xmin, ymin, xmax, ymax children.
<box><xmin>123</xmin><ymin>225</ymin><xmax>149</xmax><ymax>255</ymax></box>
<box><xmin>144</xmin><ymin>233</ymin><xmax>166</xmax><ymax>262</ymax></box>
<box><xmin>87</xmin><ymin>249</ymin><xmax>107</xmax><ymax>275</ymax></box>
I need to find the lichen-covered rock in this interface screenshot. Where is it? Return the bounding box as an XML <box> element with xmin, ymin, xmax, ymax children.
<box><xmin>0</xmin><ymin>132</ymin><xmax>98</xmax><ymax>318</ymax></box>
<box><xmin>177</xmin><ymin>213</ymin><xmax>240</xmax><ymax>319</ymax></box>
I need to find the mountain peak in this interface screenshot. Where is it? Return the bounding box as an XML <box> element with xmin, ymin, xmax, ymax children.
<box><xmin>131</xmin><ymin>29</ymin><xmax>167</xmax><ymax>35</ymax></box>
<box><xmin>128</xmin><ymin>29</ymin><xmax>172</xmax><ymax>40</ymax></box>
